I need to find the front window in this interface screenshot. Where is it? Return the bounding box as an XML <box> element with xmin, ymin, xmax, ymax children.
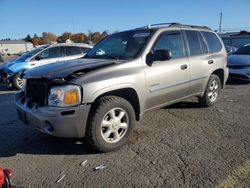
<box><xmin>86</xmin><ymin>30</ymin><xmax>153</xmax><ymax>60</ymax></box>
<box><xmin>35</xmin><ymin>47</ymin><xmax>64</xmax><ymax>60</ymax></box>
<box><xmin>16</xmin><ymin>46</ymin><xmax>48</xmax><ymax>61</ymax></box>
<box><xmin>233</xmin><ymin>45</ymin><xmax>250</xmax><ymax>55</ymax></box>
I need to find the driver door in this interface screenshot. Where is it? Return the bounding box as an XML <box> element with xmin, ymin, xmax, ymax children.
<box><xmin>143</xmin><ymin>31</ymin><xmax>190</xmax><ymax>109</ymax></box>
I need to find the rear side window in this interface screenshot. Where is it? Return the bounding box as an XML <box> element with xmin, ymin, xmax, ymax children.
<box><xmin>64</xmin><ymin>46</ymin><xmax>82</xmax><ymax>56</ymax></box>
<box><xmin>80</xmin><ymin>47</ymin><xmax>90</xmax><ymax>54</ymax></box>
<box><xmin>185</xmin><ymin>30</ymin><xmax>203</xmax><ymax>56</ymax></box>
<box><xmin>202</xmin><ymin>32</ymin><xmax>222</xmax><ymax>53</ymax></box>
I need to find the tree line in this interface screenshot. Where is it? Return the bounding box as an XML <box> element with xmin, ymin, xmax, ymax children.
<box><xmin>23</xmin><ymin>31</ymin><xmax>109</xmax><ymax>46</ymax></box>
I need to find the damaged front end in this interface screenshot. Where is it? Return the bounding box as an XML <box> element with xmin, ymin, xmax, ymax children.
<box><xmin>15</xmin><ymin>59</ymin><xmax>116</xmax><ymax>138</ymax></box>
<box><xmin>0</xmin><ymin>67</ymin><xmax>14</xmax><ymax>88</ymax></box>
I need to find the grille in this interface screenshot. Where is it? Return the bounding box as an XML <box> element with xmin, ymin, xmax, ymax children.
<box><xmin>26</xmin><ymin>79</ymin><xmax>49</xmax><ymax>106</ymax></box>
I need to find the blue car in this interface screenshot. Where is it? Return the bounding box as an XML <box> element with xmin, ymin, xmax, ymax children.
<box><xmin>227</xmin><ymin>44</ymin><xmax>250</xmax><ymax>81</ymax></box>
<box><xmin>0</xmin><ymin>43</ymin><xmax>92</xmax><ymax>89</ymax></box>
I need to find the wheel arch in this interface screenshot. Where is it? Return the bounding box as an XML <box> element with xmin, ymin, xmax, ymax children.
<box><xmin>211</xmin><ymin>69</ymin><xmax>224</xmax><ymax>88</ymax></box>
<box><xmin>93</xmin><ymin>88</ymin><xmax>141</xmax><ymax>121</ymax></box>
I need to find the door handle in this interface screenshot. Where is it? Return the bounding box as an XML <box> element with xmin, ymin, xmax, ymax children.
<box><xmin>208</xmin><ymin>60</ymin><xmax>214</xmax><ymax>64</ymax></box>
<box><xmin>181</xmin><ymin>64</ymin><xmax>188</xmax><ymax>70</ymax></box>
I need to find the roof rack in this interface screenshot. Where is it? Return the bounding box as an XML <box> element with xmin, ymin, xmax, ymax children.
<box><xmin>136</xmin><ymin>23</ymin><xmax>212</xmax><ymax>31</ymax></box>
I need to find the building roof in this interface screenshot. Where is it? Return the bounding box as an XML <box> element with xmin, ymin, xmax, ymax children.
<box><xmin>0</xmin><ymin>40</ymin><xmax>30</xmax><ymax>44</ymax></box>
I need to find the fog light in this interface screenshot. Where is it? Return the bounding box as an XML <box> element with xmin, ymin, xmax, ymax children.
<box><xmin>44</xmin><ymin>122</ymin><xmax>54</xmax><ymax>133</ymax></box>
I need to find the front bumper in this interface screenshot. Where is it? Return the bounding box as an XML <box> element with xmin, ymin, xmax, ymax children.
<box><xmin>229</xmin><ymin>68</ymin><xmax>250</xmax><ymax>81</ymax></box>
<box><xmin>15</xmin><ymin>92</ymin><xmax>91</xmax><ymax>138</ymax></box>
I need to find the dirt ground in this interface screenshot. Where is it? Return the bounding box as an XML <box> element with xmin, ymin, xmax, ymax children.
<box><xmin>0</xmin><ymin>58</ymin><xmax>249</xmax><ymax>187</ymax></box>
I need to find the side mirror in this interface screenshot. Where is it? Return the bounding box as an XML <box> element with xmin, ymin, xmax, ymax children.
<box><xmin>146</xmin><ymin>50</ymin><xmax>172</xmax><ymax>66</ymax></box>
<box><xmin>35</xmin><ymin>56</ymin><xmax>42</xmax><ymax>61</ymax></box>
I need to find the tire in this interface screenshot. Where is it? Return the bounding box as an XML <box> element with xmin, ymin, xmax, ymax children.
<box><xmin>12</xmin><ymin>73</ymin><xmax>23</xmax><ymax>90</ymax></box>
<box><xmin>198</xmin><ymin>74</ymin><xmax>221</xmax><ymax>107</ymax></box>
<box><xmin>86</xmin><ymin>96</ymin><xmax>135</xmax><ymax>152</ymax></box>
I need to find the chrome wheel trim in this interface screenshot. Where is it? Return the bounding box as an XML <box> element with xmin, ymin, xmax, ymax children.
<box><xmin>100</xmin><ymin>107</ymin><xmax>129</xmax><ymax>144</ymax></box>
<box><xmin>208</xmin><ymin>80</ymin><xmax>219</xmax><ymax>102</ymax></box>
<box><xmin>16</xmin><ymin>76</ymin><xmax>23</xmax><ymax>88</ymax></box>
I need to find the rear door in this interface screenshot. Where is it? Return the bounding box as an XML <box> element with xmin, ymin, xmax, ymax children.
<box><xmin>184</xmin><ymin>30</ymin><xmax>212</xmax><ymax>94</ymax></box>
<box><xmin>143</xmin><ymin>31</ymin><xmax>190</xmax><ymax>109</ymax></box>
<box><xmin>184</xmin><ymin>30</ymin><xmax>224</xmax><ymax>94</ymax></box>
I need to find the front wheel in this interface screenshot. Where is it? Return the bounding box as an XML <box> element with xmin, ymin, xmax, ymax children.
<box><xmin>86</xmin><ymin>96</ymin><xmax>135</xmax><ymax>152</ymax></box>
<box><xmin>198</xmin><ymin>74</ymin><xmax>221</xmax><ymax>107</ymax></box>
<box><xmin>12</xmin><ymin>73</ymin><xmax>24</xmax><ymax>90</ymax></box>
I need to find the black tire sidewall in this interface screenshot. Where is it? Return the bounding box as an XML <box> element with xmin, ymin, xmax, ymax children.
<box><xmin>87</xmin><ymin>96</ymin><xmax>135</xmax><ymax>152</ymax></box>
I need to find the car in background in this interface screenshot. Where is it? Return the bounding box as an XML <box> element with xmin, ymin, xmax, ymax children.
<box><xmin>225</xmin><ymin>46</ymin><xmax>237</xmax><ymax>54</ymax></box>
<box><xmin>0</xmin><ymin>43</ymin><xmax>92</xmax><ymax>89</ymax></box>
<box><xmin>228</xmin><ymin>44</ymin><xmax>250</xmax><ymax>81</ymax></box>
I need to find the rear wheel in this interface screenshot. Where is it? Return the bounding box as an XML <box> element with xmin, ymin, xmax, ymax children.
<box><xmin>12</xmin><ymin>73</ymin><xmax>23</xmax><ymax>90</ymax></box>
<box><xmin>198</xmin><ymin>74</ymin><xmax>221</xmax><ymax>107</ymax></box>
<box><xmin>86</xmin><ymin>96</ymin><xmax>135</xmax><ymax>152</ymax></box>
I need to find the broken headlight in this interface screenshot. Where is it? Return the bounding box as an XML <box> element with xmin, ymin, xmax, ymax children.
<box><xmin>48</xmin><ymin>85</ymin><xmax>81</xmax><ymax>107</ymax></box>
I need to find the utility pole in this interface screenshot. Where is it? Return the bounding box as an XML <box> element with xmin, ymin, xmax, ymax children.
<box><xmin>219</xmin><ymin>12</ymin><xmax>223</xmax><ymax>34</ymax></box>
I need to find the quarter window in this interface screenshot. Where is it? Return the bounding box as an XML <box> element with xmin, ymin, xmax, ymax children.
<box><xmin>202</xmin><ymin>32</ymin><xmax>222</xmax><ymax>53</ymax></box>
<box><xmin>153</xmin><ymin>32</ymin><xmax>185</xmax><ymax>59</ymax></box>
<box><xmin>64</xmin><ymin>46</ymin><xmax>82</xmax><ymax>56</ymax></box>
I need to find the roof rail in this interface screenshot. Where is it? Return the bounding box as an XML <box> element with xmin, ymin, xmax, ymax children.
<box><xmin>136</xmin><ymin>23</ymin><xmax>180</xmax><ymax>29</ymax></box>
<box><xmin>136</xmin><ymin>23</ymin><xmax>212</xmax><ymax>30</ymax></box>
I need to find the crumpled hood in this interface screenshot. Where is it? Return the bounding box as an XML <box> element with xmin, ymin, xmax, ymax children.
<box><xmin>24</xmin><ymin>58</ymin><xmax>120</xmax><ymax>79</ymax></box>
<box><xmin>228</xmin><ymin>55</ymin><xmax>250</xmax><ymax>66</ymax></box>
<box><xmin>2</xmin><ymin>58</ymin><xmax>27</xmax><ymax>74</ymax></box>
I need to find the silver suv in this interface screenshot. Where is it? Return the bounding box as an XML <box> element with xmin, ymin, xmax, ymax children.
<box><xmin>15</xmin><ymin>23</ymin><xmax>229</xmax><ymax>152</ymax></box>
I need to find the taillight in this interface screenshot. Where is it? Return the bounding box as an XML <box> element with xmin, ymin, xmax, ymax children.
<box><xmin>4</xmin><ymin>169</ymin><xmax>12</xmax><ymax>178</ymax></box>
<box><xmin>0</xmin><ymin>168</ymin><xmax>4</xmax><ymax>187</ymax></box>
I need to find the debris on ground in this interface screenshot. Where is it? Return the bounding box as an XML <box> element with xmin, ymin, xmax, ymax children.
<box><xmin>226</xmin><ymin>99</ymin><xmax>234</xmax><ymax>102</ymax></box>
<box><xmin>218</xmin><ymin>109</ymin><xmax>224</xmax><ymax>113</ymax></box>
<box><xmin>94</xmin><ymin>164</ymin><xmax>107</xmax><ymax>171</ymax></box>
<box><xmin>80</xmin><ymin>160</ymin><xmax>88</xmax><ymax>167</ymax></box>
<box><xmin>151</xmin><ymin>161</ymin><xmax>156</xmax><ymax>165</ymax></box>
<box><xmin>56</xmin><ymin>174</ymin><xmax>66</xmax><ymax>184</ymax></box>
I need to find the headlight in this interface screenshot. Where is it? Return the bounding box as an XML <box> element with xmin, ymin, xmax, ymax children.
<box><xmin>48</xmin><ymin>85</ymin><xmax>81</xmax><ymax>107</ymax></box>
<box><xmin>21</xmin><ymin>79</ymin><xmax>27</xmax><ymax>92</ymax></box>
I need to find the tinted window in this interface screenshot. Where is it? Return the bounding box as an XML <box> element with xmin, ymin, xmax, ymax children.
<box><xmin>37</xmin><ymin>47</ymin><xmax>63</xmax><ymax>59</ymax></box>
<box><xmin>222</xmin><ymin>38</ymin><xmax>231</xmax><ymax>46</ymax></box>
<box><xmin>153</xmin><ymin>32</ymin><xmax>185</xmax><ymax>59</ymax></box>
<box><xmin>80</xmin><ymin>47</ymin><xmax>90</xmax><ymax>54</ymax></box>
<box><xmin>233</xmin><ymin>45</ymin><xmax>250</xmax><ymax>55</ymax></box>
<box><xmin>231</xmin><ymin>37</ymin><xmax>250</xmax><ymax>48</ymax></box>
<box><xmin>65</xmin><ymin>46</ymin><xmax>82</xmax><ymax>56</ymax></box>
<box><xmin>185</xmin><ymin>31</ymin><xmax>203</xmax><ymax>56</ymax></box>
<box><xmin>202</xmin><ymin>32</ymin><xmax>222</xmax><ymax>53</ymax></box>
<box><xmin>198</xmin><ymin>32</ymin><xmax>208</xmax><ymax>54</ymax></box>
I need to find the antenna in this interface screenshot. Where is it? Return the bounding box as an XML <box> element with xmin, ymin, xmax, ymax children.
<box><xmin>219</xmin><ymin>12</ymin><xmax>223</xmax><ymax>34</ymax></box>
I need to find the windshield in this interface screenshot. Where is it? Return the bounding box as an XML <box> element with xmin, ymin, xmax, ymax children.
<box><xmin>233</xmin><ymin>45</ymin><xmax>250</xmax><ymax>55</ymax></box>
<box><xmin>16</xmin><ymin>46</ymin><xmax>48</xmax><ymax>61</ymax></box>
<box><xmin>85</xmin><ymin>30</ymin><xmax>153</xmax><ymax>60</ymax></box>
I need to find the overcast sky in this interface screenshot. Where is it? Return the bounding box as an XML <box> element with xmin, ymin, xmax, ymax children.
<box><xmin>0</xmin><ymin>0</ymin><xmax>250</xmax><ymax>39</ymax></box>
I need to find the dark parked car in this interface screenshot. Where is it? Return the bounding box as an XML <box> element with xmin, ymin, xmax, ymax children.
<box><xmin>228</xmin><ymin>44</ymin><xmax>250</xmax><ymax>81</ymax></box>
